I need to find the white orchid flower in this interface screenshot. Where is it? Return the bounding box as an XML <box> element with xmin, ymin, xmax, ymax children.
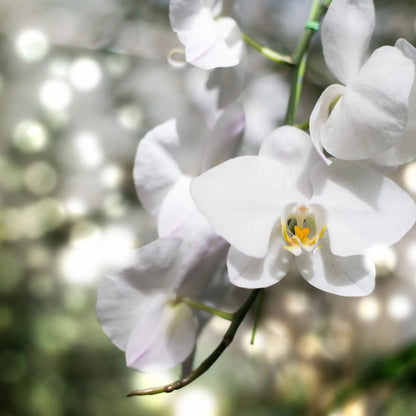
<box><xmin>98</xmin><ymin>104</ymin><xmax>245</xmax><ymax>372</ymax></box>
<box><xmin>134</xmin><ymin>103</ymin><xmax>245</xmax><ymax>238</ymax></box>
<box><xmin>97</xmin><ymin>237</ymin><xmax>228</xmax><ymax>372</ymax></box>
<box><xmin>191</xmin><ymin>126</ymin><xmax>416</xmax><ymax>296</ymax></box>
<box><xmin>170</xmin><ymin>0</ymin><xmax>244</xmax><ymax>69</ymax></box>
<box><xmin>310</xmin><ymin>0</ymin><xmax>415</xmax><ymax>163</ymax></box>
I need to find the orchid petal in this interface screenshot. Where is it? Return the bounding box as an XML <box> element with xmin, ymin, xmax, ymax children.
<box><xmin>206</xmin><ymin>64</ymin><xmax>245</xmax><ymax>109</ymax></box>
<box><xmin>296</xmin><ymin>238</ymin><xmax>375</xmax><ymax>296</ymax></box>
<box><xmin>395</xmin><ymin>38</ymin><xmax>416</xmax><ymax>62</ymax></box>
<box><xmin>322</xmin><ymin>0</ymin><xmax>375</xmax><ymax>84</ymax></box>
<box><xmin>171</xmin><ymin>0</ymin><xmax>241</xmax><ymax>69</ymax></box>
<box><xmin>372</xmin><ymin>119</ymin><xmax>416</xmax><ymax>166</ymax></box>
<box><xmin>310</xmin><ymin>161</ymin><xmax>416</xmax><ymax>257</ymax></box>
<box><xmin>134</xmin><ymin>115</ymin><xmax>208</xmax><ymax>216</ymax></box>
<box><xmin>170</xmin><ymin>0</ymin><xmax>205</xmax><ymax>44</ymax></box>
<box><xmin>309</xmin><ymin>84</ymin><xmax>345</xmax><ymax>164</ymax></box>
<box><xmin>205</xmin><ymin>0</ymin><xmax>223</xmax><ymax>17</ymax></box>
<box><xmin>227</xmin><ymin>230</ymin><xmax>292</xmax><ymax>288</ymax></box>
<box><xmin>201</xmin><ymin>102</ymin><xmax>245</xmax><ymax>171</ymax></box>
<box><xmin>185</xmin><ymin>11</ymin><xmax>243</xmax><ymax>69</ymax></box>
<box><xmin>178</xmin><ymin>230</ymin><xmax>228</xmax><ymax>300</ymax></box>
<box><xmin>373</xmin><ymin>40</ymin><xmax>416</xmax><ymax>166</ymax></box>
<box><xmin>320</xmin><ymin>46</ymin><xmax>414</xmax><ymax>160</ymax></box>
<box><xmin>158</xmin><ymin>175</ymin><xmax>229</xmax><ymax>298</ymax></box>
<box><xmin>191</xmin><ymin>156</ymin><xmax>302</xmax><ymax>258</ymax></box>
<box><xmin>126</xmin><ymin>301</ymin><xmax>197</xmax><ymax>372</ymax></box>
<box><xmin>158</xmin><ymin>175</ymin><xmax>198</xmax><ymax>238</ymax></box>
<box><xmin>96</xmin><ymin>238</ymin><xmax>181</xmax><ymax>351</ymax></box>
<box><xmin>259</xmin><ymin>125</ymin><xmax>320</xmax><ymax>197</ymax></box>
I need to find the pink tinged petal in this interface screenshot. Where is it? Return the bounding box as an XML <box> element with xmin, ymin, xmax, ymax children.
<box><xmin>191</xmin><ymin>156</ymin><xmax>302</xmax><ymax>258</ymax></box>
<box><xmin>259</xmin><ymin>125</ymin><xmax>320</xmax><ymax>197</ymax></box>
<box><xmin>309</xmin><ymin>84</ymin><xmax>345</xmax><ymax>165</ymax></box>
<box><xmin>321</xmin><ymin>46</ymin><xmax>415</xmax><ymax>160</ymax></box>
<box><xmin>158</xmin><ymin>175</ymin><xmax>198</xmax><ymax>238</ymax></box>
<box><xmin>310</xmin><ymin>161</ymin><xmax>416</xmax><ymax>257</ymax></box>
<box><xmin>126</xmin><ymin>302</ymin><xmax>198</xmax><ymax>372</ymax></box>
<box><xmin>295</xmin><ymin>238</ymin><xmax>375</xmax><ymax>297</ymax></box>
<box><xmin>185</xmin><ymin>11</ymin><xmax>243</xmax><ymax>69</ymax></box>
<box><xmin>157</xmin><ymin>175</ymin><xmax>229</xmax><ymax>298</ymax></box>
<box><xmin>322</xmin><ymin>0</ymin><xmax>375</xmax><ymax>84</ymax></box>
<box><xmin>195</xmin><ymin>256</ymin><xmax>229</xmax><ymax>311</ymax></box>
<box><xmin>201</xmin><ymin>102</ymin><xmax>245</xmax><ymax>171</ymax></box>
<box><xmin>373</xmin><ymin>40</ymin><xmax>416</xmax><ymax>166</ymax></box>
<box><xmin>96</xmin><ymin>238</ymin><xmax>181</xmax><ymax>351</ymax></box>
<box><xmin>227</xmin><ymin>230</ymin><xmax>292</xmax><ymax>289</ymax></box>
<box><xmin>134</xmin><ymin>115</ymin><xmax>208</xmax><ymax>216</ymax></box>
<box><xmin>178</xmin><ymin>230</ymin><xmax>228</xmax><ymax>300</ymax></box>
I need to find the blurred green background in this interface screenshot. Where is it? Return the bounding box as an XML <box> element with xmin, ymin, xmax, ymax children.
<box><xmin>1</xmin><ymin>1</ymin><xmax>416</xmax><ymax>415</ymax></box>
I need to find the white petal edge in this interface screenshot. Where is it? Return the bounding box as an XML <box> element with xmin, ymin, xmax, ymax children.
<box><xmin>201</xmin><ymin>102</ymin><xmax>245</xmax><ymax>171</ymax></box>
<box><xmin>158</xmin><ymin>175</ymin><xmax>229</xmax><ymax>299</ymax></box>
<box><xmin>158</xmin><ymin>175</ymin><xmax>197</xmax><ymax>238</ymax></box>
<box><xmin>321</xmin><ymin>46</ymin><xmax>415</xmax><ymax>160</ymax></box>
<box><xmin>372</xmin><ymin>40</ymin><xmax>416</xmax><ymax>166</ymax></box>
<box><xmin>185</xmin><ymin>12</ymin><xmax>243</xmax><ymax>69</ymax></box>
<box><xmin>96</xmin><ymin>238</ymin><xmax>181</xmax><ymax>351</ymax></box>
<box><xmin>309</xmin><ymin>84</ymin><xmax>345</xmax><ymax>165</ymax></box>
<box><xmin>372</xmin><ymin>119</ymin><xmax>416</xmax><ymax>166</ymax></box>
<box><xmin>126</xmin><ymin>302</ymin><xmax>197</xmax><ymax>372</ymax></box>
<box><xmin>170</xmin><ymin>0</ymin><xmax>205</xmax><ymax>44</ymax></box>
<box><xmin>206</xmin><ymin>63</ymin><xmax>246</xmax><ymax>109</ymax></box>
<box><xmin>296</xmin><ymin>238</ymin><xmax>375</xmax><ymax>297</ymax></box>
<box><xmin>310</xmin><ymin>161</ymin><xmax>416</xmax><ymax>257</ymax></box>
<box><xmin>191</xmin><ymin>156</ymin><xmax>302</xmax><ymax>258</ymax></box>
<box><xmin>259</xmin><ymin>125</ymin><xmax>321</xmax><ymax>197</ymax></box>
<box><xmin>395</xmin><ymin>38</ymin><xmax>416</xmax><ymax>63</ymax></box>
<box><xmin>134</xmin><ymin>115</ymin><xmax>208</xmax><ymax>216</ymax></box>
<box><xmin>227</xmin><ymin>230</ymin><xmax>292</xmax><ymax>288</ymax></box>
<box><xmin>322</xmin><ymin>0</ymin><xmax>375</xmax><ymax>84</ymax></box>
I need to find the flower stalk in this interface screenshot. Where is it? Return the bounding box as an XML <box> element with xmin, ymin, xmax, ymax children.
<box><xmin>285</xmin><ymin>0</ymin><xmax>331</xmax><ymax>125</ymax></box>
<box><xmin>242</xmin><ymin>32</ymin><xmax>294</xmax><ymax>65</ymax></box>
<box><xmin>180</xmin><ymin>297</ymin><xmax>233</xmax><ymax>321</ymax></box>
<box><xmin>127</xmin><ymin>289</ymin><xmax>261</xmax><ymax>396</ymax></box>
<box><xmin>250</xmin><ymin>289</ymin><xmax>263</xmax><ymax>345</ymax></box>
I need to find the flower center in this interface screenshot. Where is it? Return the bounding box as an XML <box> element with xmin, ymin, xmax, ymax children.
<box><xmin>294</xmin><ymin>225</ymin><xmax>310</xmax><ymax>243</ymax></box>
<box><xmin>281</xmin><ymin>203</ymin><xmax>326</xmax><ymax>256</ymax></box>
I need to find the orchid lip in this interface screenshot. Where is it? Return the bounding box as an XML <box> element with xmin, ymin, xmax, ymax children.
<box><xmin>281</xmin><ymin>203</ymin><xmax>327</xmax><ymax>256</ymax></box>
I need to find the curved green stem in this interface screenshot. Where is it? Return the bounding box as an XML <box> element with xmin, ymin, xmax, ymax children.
<box><xmin>294</xmin><ymin>120</ymin><xmax>310</xmax><ymax>131</ymax></box>
<box><xmin>127</xmin><ymin>289</ymin><xmax>261</xmax><ymax>397</ymax></box>
<box><xmin>292</xmin><ymin>0</ymin><xmax>320</xmax><ymax>65</ymax></box>
<box><xmin>285</xmin><ymin>52</ymin><xmax>308</xmax><ymax>125</ymax></box>
<box><xmin>284</xmin><ymin>0</ymin><xmax>331</xmax><ymax>125</ymax></box>
<box><xmin>181</xmin><ymin>297</ymin><xmax>233</xmax><ymax>321</ymax></box>
<box><xmin>250</xmin><ymin>289</ymin><xmax>263</xmax><ymax>345</ymax></box>
<box><xmin>242</xmin><ymin>32</ymin><xmax>294</xmax><ymax>66</ymax></box>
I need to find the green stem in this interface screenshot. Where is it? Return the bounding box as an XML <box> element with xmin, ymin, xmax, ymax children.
<box><xmin>285</xmin><ymin>52</ymin><xmax>308</xmax><ymax>125</ymax></box>
<box><xmin>294</xmin><ymin>120</ymin><xmax>310</xmax><ymax>131</ymax></box>
<box><xmin>250</xmin><ymin>289</ymin><xmax>263</xmax><ymax>345</ymax></box>
<box><xmin>181</xmin><ymin>297</ymin><xmax>233</xmax><ymax>321</ymax></box>
<box><xmin>242</xmin><ymin>32</ymin><xmax>294</xmax><ymax>66</ymax></box>
<box><xmin>127</xmin><ymin>289</ymin><xmax>261</xmax><ymax>397</ymax></box>
<box><xmin>292</xmin><ymin>0</ymin><xmax>321</xmax><ymax>64</ymax></box>
<box><xmin>284</xmin><ymin>0</ymin><xmax>330</xmax><ymax>125</ymax></box>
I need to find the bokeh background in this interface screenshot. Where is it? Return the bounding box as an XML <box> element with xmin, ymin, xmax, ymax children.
<box><xmin>1</xmin><ymin>0</ymin><xmax>416</xmax><ymax>415</ymax></box>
